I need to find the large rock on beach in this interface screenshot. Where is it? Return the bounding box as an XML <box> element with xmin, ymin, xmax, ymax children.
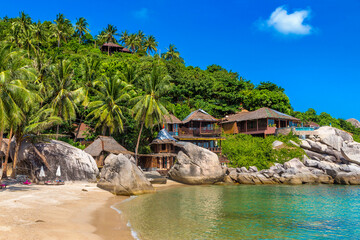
<box><xmin>11</xmin><ymin>139</ymin><xmax>98</xmax><ymax>181</ymax></box>
<box><xmin>341</xmin><ymin>143</ymin><xmax>360</xmax><ymax>166</ymax></box>
<box><xmin>314</xmin><ymin>127</ymin><xmax>353</xmax><ymax>151</ymax></box>
<box><xmin>97</xmin><ymin>154</ymin><xmax>155</xmax><ymax>195</ymax></box>
<box><xmin>168</xmin><ymin>142</ymin><xmax>225</xmax><ymax>184</ymax></box>
<box><xmin>334</xmin><ymin>172</ymin><xmax>360</xmax><ymax>185</ymax></box>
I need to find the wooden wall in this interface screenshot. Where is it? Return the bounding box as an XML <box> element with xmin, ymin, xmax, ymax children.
<box><xmin>222</xmin><ymin>122</ymin><xmax>238</xmax><ymax>134</ymax></box>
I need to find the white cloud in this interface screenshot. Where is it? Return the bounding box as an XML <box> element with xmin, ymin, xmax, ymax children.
<box><xmin>133</xmin><ymin>8</ymin><xmax>149</xmax><ymax>19</ymax></box>
<box><xmin>266</xmin><ymin>6</ymin><xmax>312</xmax><ymax>35</ymax></box>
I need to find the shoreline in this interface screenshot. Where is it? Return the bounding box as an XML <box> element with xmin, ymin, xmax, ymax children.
<box><xmin>92</xmin><ymin>179</ymin><xmax>187</xmax><ymax>240</ymax></box>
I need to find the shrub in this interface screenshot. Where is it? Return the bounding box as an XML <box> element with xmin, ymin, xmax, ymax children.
<box><xmin>222</xmin><ymin>133</ymin><xmax>305</xmax><ymax>170</ymax></box>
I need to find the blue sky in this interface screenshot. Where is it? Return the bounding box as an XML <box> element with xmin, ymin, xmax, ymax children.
<box><xmin>2</xmin><ymin>0</ymin><xmax>360</xmax><ymax>120</ymax></box>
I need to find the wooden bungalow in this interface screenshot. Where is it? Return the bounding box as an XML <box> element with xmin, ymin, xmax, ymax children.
<box><xmin>164</xmin><ymin>114</ymin><xmax>182</xmax><ymax>136</ymax></box>
<box><xmin>72</xmin><ymin>123</ymin><xmax>93</xmax><ymax>144</ymax></box>
<box><xmin>100</xmin><ymin>42</ymin><xmax>132</xmax><ymax>55</ymax></box>
<box><xmin>138</xmin><ymin>129</ymin><xmax>178</xmax><ymax>173</ymax></box>
<box><xmin>177</xmin><ymin>109</ymin><xmax>222</xmax><ymax>152</ymax></box>
<box><xmin>221</xmin><ymin>107</ymin><xmax>301</xmax><ymax>137</ymax></box>
<box><xmin>84</xmin><ymin>136</ymin><xmax>134</xmax><ymax>167</ymax></box>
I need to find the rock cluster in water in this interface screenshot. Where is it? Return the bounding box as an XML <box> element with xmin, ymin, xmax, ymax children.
<box><xmin>224</xmin><ymin>126</ymin><xmax>360</xmax><ymax>185</ymax></box>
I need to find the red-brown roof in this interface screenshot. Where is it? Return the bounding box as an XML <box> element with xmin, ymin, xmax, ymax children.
<box><xmin>73</xmin><ymin>123</ymin><xmax>92</xmax><ymax>139</ymax></box>
<box><xmin>164</xmin><ymin>114</ymin><xmax>182</xmax><ymax>124</ymax></box>
<box><xmin>222</xmin><ymin>107</ymin><xmax>300</xmax><ymax>123</ymax></box>
<box><xmin>102</xmin><ymin>42</ymin><xmax>124</xmax><ymax>48</ymax></box>
<box><xmin>121</xmin><ymin>48</ymin><xmax>132</xmax><ymax>53</ymax></box>
<box><xmin>182</xmin><ymin>109</ymin><xmax>218</xmax><ymax>123</ymax></box>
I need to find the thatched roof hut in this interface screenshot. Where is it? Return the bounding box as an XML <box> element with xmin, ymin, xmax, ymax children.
<box><xmin>222</xmin><ymin>107</ymin><xmax>300</xmax><ymax>123</ymax></box>
<box><xmin>84</xmin><ymin>136</ymin><xmax>133</xmax><ymax>157</ymax></box>
<box><xmin>182</xmin><ymin>109</ymin><xmax>218</xmax><ymax>123</ymax></box>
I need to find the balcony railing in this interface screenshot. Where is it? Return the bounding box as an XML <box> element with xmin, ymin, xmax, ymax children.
<box><xmin>178</xmin><ymin>127</ymin><xmax>221</xmax><ymax>136</ymax></box>
<box><xmin>208</xmin><ymin>147</ymin><xmax>222</xmax><ymax>153</ymax></box>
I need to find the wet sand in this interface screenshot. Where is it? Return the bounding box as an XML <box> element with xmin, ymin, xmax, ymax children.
<box><xmin>93</xmin><ymin>180</ymin><xmax>187</xmax><ymax>240</ymax></box>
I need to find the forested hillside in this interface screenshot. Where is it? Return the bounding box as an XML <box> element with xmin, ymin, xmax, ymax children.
<box><xmin>0</xmin><ymin>12</ymin><xmax>358</xmax><ymax>158</ymax></box>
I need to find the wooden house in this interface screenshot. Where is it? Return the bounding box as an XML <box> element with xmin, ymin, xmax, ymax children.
<box><xmin>100</xmin><ymin>42</ymin><xmax>132</xmax><ymax>55</ymax></box>
<box><xmin>84</xmin><ymin>136</ymin><xmax>133</xmax><ymax>167</ymax></box>
<box><xmin>138</xmin><ymin>129</ymin><xmax>178</xmax><ymax>173</ymax></box>
<box><xmin>221</xmin><ymin>107</ymin><xmax>301</xmax><ymax>137</ymax></box>
<box><xmin>176</xmin><ymin>109</ymin><xmax>222</xmax><ymax>153</ymax></box>
<box><xmin>164</xmin><ymin>114</ymin><xmax>182</xmax><ymax>136</ymax></box>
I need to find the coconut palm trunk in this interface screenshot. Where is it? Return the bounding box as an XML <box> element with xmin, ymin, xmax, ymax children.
<box><xmin>74</xmin><ymin>116</ymin><xmax>83</xmax><ymax>142</ymax></box>
<box><xmin>10</xmin><ymin>139</ymin><xmax>21</xmax><ymax>178</ymax></box>
<box><xmin>135</xmin><ymin>122</ymin><xmax>144</xmax><ymax>166</ymax></box>
<box><xmin>2</xmin><ymin>127</ymin><xmax>13</xmax><ymax>179</ymax></box>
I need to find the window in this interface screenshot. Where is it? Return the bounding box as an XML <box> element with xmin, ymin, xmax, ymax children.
<box><xmin>162</xmin><ymin>144</ymin><xmax>166</xmax><ymax>151</ymax></box>
<box><xmin>268</xmin><ymin>119</ymin><xmax>275</xmax><ymax>126</ymax></box>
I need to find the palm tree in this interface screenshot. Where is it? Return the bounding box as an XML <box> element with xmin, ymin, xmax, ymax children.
<box><xmin>162</xmin><ymin>44</ymin><xmax>181</xmax><ymax>61</ymax></box>
<box><xmin>8</xmin><ymin>23</ymin><xmax>22</xmax><ymax>47</ymax></box>
<box><xmin>132</xmin><ymin>65</ymin><xmax>172</xmax><ymax>164</ymax></box>
<box><xmin>20</xmin><ymin>28</ymin><xmax>36</xmax><ymax>57</ymax></box>
<box><xmin>18</xmin><ymin>11</ymin><xmax>32</xmax><ymax>32</ymax></box>
<box><xmin>120</xmin><ymin>63</ymin><xmax>139</xmax><ymax>85</ymax></box>
<box><xmin>100</xmin><ymin>24</ymin><xmax>118</xmax><ymax>43</ymax></box>
<box><xmin>11</xmin><ymin>107</ymin><xmax>61</xmax><ymax>178</ymax></box>
<box><xmin>88</xmin><ymin>75</ymin><xmax>133</xmax><ymax>136</ymax></box>
<box><xmin>74</xmin><ymin>55</ymin><xmax>102</xmax><ymax>141</ymax></box>
<box><xmin>46</xmin><ymin>59</ymin><xmax>82</xmax><ymax>138</ymax></box>
<box><xmin>144</xmin><ymin>35</ymin><xmax>158</xmax><ymax>55</ymax></box>
<box><xmin>127</xmin><ymin>33</ymin><xmax>138</xmax><ymax>53</ymax></box>
<box><xmin>0</xmin><ymin>45</ymin><xmax>38</xmax><ymax>178</ymax></box>
<box><xmin>75</xmin><ymin>17</ymin><xmax>90</xmax><ymax>44</ymax></box>
<box><xmin>120</xmin><ymin>30</ymin><xmax>129</xmax><ymax>46</ymax></box>
<box><xmin>50</xmin><ymin>13</ymin><xmax>74</xmax><ymax>48</ymax></box>
<box><xmin>33</xmin><ymin>20</ymin><xmax>47</xmax><ymax>48</ymax></box>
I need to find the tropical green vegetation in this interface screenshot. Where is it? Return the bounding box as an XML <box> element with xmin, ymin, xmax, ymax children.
<box><xmin>222</xmin><ymin>134</ymin><xmax>305</xmax><ymax>170</ymax></box>
<box><xmin>0</xmin><ymin>12</ymin><xmax>359</xmax><ymax>174</ymax></box>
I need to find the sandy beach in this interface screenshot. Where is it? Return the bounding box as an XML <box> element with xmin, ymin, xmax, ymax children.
<box><xmin>0</xmin><ymin>182</ymin><xmax>132</xmax><ymax>240</ymax></box>
<box><xmin>0</xmin><ymin>180</ymin><xmax>186</xmax><ymax>240</ymax></box>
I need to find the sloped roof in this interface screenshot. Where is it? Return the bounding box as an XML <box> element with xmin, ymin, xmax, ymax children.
<box><xmin>182</xmin><ymin>109</ymin><xmax>218</xmax><ymax>123</ymax></box>
<box><xmin>102</xmin><ymin>42</ymin><xmax>124</xmax><ymax>48</ymax></box>
<box><xmin>150</xmin><ymin>129</ymin><xmax>177</xmax><ymax>145</ymax></box>
<box><xmin>73</xmin><ymin>123</ymin><xmax>92</xmax><ymax>139</ymax></box>
<box><xmin>222</xmin><ymin>107</ymin><xmax>300</xmax><ymax>123</ymax></box>
<box><xmin>164</xmin><ymin>114</ymin><xmax>182</xmax><ymax>124</ymax></box>
<box><xmin>84</xmin><ymin>136</ymin><xmax>133</xmax><ymax>156</ymax></box>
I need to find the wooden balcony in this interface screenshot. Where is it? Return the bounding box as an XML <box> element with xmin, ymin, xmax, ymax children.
<box><xmin>179</xmin><ymin>127</ymin><xmax>221</xmax><ymax>137</ymax></box>
<box><xmin>208</xmin><ymin>147</ymin><xmax>222</xmax><ymax>153</ymax></box>
<box><xmin>238</xmin><ymin>126</ymin><xmax>276</xmax><ymax>135</ymax></box>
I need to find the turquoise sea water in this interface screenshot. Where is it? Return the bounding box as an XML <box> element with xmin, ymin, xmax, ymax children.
<box><xmin>116</xmin><ymin>185</ymin><xmax>360</xmax><ymax>240</ymax></box>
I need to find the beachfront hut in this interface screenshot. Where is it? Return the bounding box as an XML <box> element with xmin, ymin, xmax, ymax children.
<box><xmin>84</xmin><ymin>136</ymin><xmax>133</xmax><ymax>167</ymax></box>
<box><xmin>221</xmin><ymin>107</ymin><xmax>301</xmax><ymax>137</ymax></box>
<box><xmin>138</xmin><ymin>129</ymin><xmax>178</xmax><ymax>173</ymax></box>
<box><xmin>164</xmin><ymin>114</ymin><xmax>182</xmax><ymax>136</ymax></box>
<box><xmin>100</xmin><ymin>42</ymin><xmax>132</xmax><ymax>55</ymax></box>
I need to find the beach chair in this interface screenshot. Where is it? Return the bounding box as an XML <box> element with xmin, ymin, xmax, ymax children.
<box><xmin>0</xmin><ymin>183</ymin><xmax>6</xmax><ymax>189</ymax></box>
